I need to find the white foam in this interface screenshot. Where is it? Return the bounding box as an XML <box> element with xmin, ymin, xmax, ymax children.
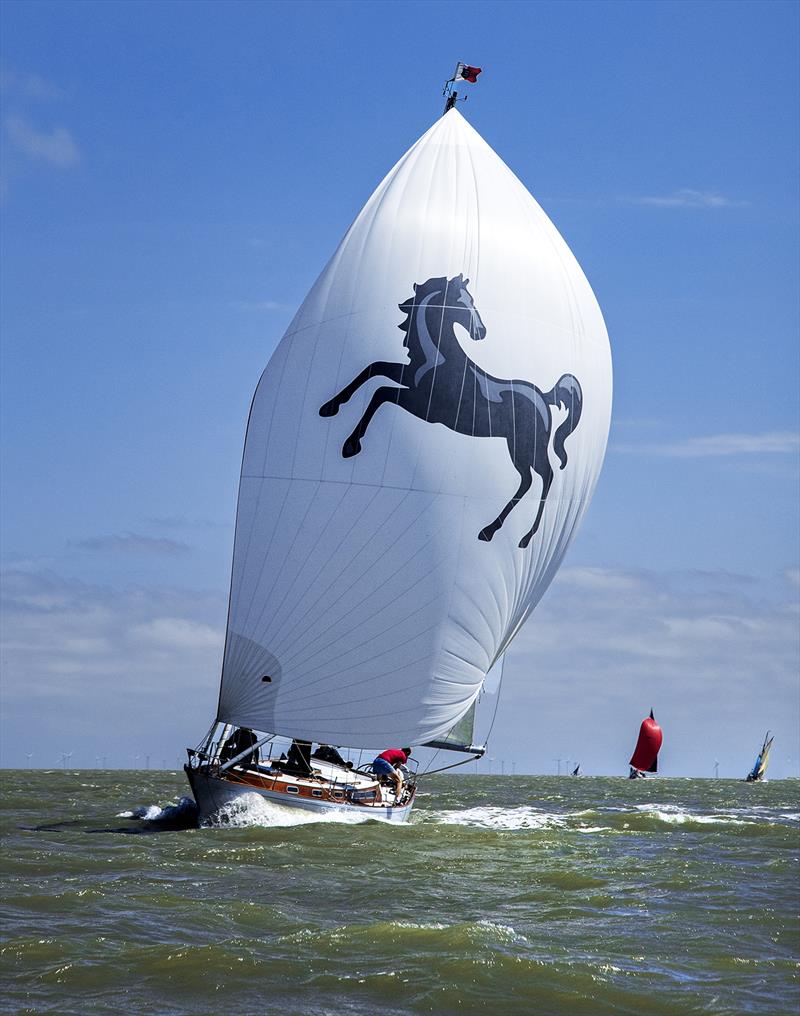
<box><xmin>116</xmin><ymin>796</ymin><xmax>198</xmax><ymax>824</ymax></box>
<box><xmin>202</xmin><ymin>791</ymin><xmax>384</xmax><ymax>829</ymax></box>
<box><xmin>721</xmin><ymin>807</ymin><xmax>800</xmax><ymax>824</ymax></box>
<box><xmin>437</xmin><ymin>806</ymin><xmax>570</xmax><ymax>830</ymax></box>
<box><xmin>633</xmin><ymin>804</ymin><xmax>745</xmax><ymax>825</ymax></box>
<box><xmin>474</xmin><ymin>919</ymin><xmax>528</xmax><ymax>943</ymax></box>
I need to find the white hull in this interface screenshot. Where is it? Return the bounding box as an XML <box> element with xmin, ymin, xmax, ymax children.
<box><xmin>185</xmin><ymin>766</ymin><xmax>415</xmax><ymax>824</ymax></box>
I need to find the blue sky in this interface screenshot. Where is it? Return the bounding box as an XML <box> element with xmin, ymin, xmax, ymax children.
<box><xmin>1</xmin><ymin>0</ymin><xmax>798</xmax><ymax>775</ymax></box>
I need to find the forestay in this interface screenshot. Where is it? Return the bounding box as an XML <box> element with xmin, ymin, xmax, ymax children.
<box><xmin>217</xmin><ymin>109</ymin><xmax>612</xmax><ymax>747</ymax></box>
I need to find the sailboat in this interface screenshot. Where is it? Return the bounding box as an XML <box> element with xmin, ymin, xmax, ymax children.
<box><xmin>628</xmin><ymin>710</ymin><xmax>663</xmax><ymax>779</ymax></box>
<box><xmin>745</xmin><ymin>731</ymin><xmax>774</xmax><ymax>782</ymax></box>
<box><xmin>571</xmin><ymin>763</ymin><xmax>582</xmax><ymax>777</ymax></box>
<box><xmin>185</xmin><ymin>70</ymin><xmax>612</xmax><ymax>822</ymax></box>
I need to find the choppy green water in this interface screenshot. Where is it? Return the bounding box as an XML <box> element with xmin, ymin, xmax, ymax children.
<box><xmin>1</xmin><ymin>772</ymin><xmax>798</xmax><ymax>1015</ymax></box>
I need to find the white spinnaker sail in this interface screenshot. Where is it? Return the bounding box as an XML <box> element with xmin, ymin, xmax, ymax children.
<box><xmin>217</xmin><ymin>109</ymin><xmax>612</xmax><ymax>746</ymax></box>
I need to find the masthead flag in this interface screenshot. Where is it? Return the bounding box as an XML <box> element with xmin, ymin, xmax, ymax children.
<box><xmin>454</xmin><ymin>63</ymin><xmax>482</xmax><ymax>84</ymax></box>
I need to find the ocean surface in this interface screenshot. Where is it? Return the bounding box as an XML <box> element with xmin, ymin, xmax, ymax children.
<box><xmin>1</xmin><ymin>772</ymin><xmax>798</xmax><ymax>1016</ymax></box>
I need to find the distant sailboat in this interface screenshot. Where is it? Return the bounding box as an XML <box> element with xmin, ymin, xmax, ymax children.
<box><xmin>745</xmin><ymin>731</ymin><xmax>774</xmax><ymax>782</ymax></box>
<box><xmin>629</xmin><ymin>709</ymin><xmax>663</xmax><ymax>779</ymax></box>
<box><xmin>182</xmin><ymin>73</ymin><xmax>612</xmax><ymax>822</ymax></box>
<box><xmin>571</xmin><ymin>763</ymin><xmax>582</xmax><ymax>776</ymax></box>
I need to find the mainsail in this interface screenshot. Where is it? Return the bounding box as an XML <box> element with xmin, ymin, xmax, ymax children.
<box><xmin>216</xmin><ymin>109</ymin><xmax>612</xmax><ymax>748</ymax></box>
<box><xmin>747</xmin><ymin>731</ymin><xmax>774</xmax><ymax>782</ymax></box>
<box><xmin>629</xmin><ymin>710</ymin><xmax>663</xmax><ymax>774</ymax></box>
<box><xmin>423</xmin><ymin>700</ymin><xmax>481</xmax><ymax>754</ymax></box>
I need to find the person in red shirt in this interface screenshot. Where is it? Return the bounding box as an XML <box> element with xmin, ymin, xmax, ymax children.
<box><xmin>371</xmin><ymin>747</ymin><xmax>412</xmax><ymax>800</ymax></box>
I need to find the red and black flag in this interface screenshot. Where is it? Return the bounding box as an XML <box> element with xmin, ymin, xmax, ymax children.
<box><xmin>454</xmin><ymin>63</ymin><xmax>482</xmax><ymax>84</ymax></box>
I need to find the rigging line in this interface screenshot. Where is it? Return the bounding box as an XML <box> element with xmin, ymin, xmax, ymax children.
<box><xmin>420</xmin><ymin>746</ymin><xmax>442</xmax><ymax>776</ymax></box>
<box><xmin>419</xmin><ymin>753</ymin><xmax>481</xmax><ymax>777</ymax></box>
<box><xmin>484</xmin><ymin>652</ymin><xmax>506</xmax><ymax>748</ymax></box>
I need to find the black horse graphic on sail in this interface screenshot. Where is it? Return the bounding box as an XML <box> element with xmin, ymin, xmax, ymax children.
<box><xmin>319</xmin><ymin>275</ymin><xmax>583</xmax><ymax>548</ymax></box>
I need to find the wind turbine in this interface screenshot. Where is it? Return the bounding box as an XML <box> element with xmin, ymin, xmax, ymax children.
<box><xmin>25</xmin><ymin>753</ymin><xmax>33</xmax><ymax>768</ymax></box>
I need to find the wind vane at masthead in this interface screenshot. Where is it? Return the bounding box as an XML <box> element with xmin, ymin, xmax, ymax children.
<box><xmin>443</xmin><ymin>62</ymin><xmax>482</xmax><ymax>115</ymax></box>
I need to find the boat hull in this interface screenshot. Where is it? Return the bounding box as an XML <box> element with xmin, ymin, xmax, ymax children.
<box><xmin>628</xmin><ymin>766</ymin><xmax>656</xmax><ymax>779</ymax></box>
<box><xmin>185</xmin><ymin>766</ymin><xmax>415</xmax><ymax>824</ymax></box>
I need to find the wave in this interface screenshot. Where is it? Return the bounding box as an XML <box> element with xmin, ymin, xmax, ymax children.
<box><xmin>281</xmin><ymin>917</ymin><xmax>527</xmax><ymax>952</ymax></box>
<box><xmin>430</xmin><ymin>800</ymin><xmax>799</xmax><ymax>834</ymax></box>
<box><xmin>631</xmin><ymin>803</ymin><xmax>746</xmax><ymax>825</ymax></box>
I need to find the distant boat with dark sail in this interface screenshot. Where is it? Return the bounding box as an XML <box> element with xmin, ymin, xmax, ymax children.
<box><xmin>182</xmin><ymin>69</ymin><xmax>612</xmax><ymax>822</ymax></box>
<box><xmin>745</xmin><ymin>731</ymin><xmax>774</xmax><ymax>783</ymax></box>
<box><xmin>628</xmin><ymin>710</ymin><xmax>662</xmax><ymax>779</ymax></box>
<box><xmin>571</xmin><ymin>763</ymin><xmax>582</xmax><ymax>776</ymax></box>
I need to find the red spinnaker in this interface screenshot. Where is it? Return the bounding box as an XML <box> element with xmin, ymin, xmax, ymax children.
<box><xmin>629</xmin><ymin>711</ymin><xmax>663</xmax><ymax>772</ymax></box>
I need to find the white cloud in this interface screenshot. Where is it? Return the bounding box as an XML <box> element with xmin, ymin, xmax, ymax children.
<box><xmin>613</xmin><ymin>431</ymin><xmax>800</xmax><ymax>457</ymax></box>
<box><xmin>74</xmin><ymin>532</ymin><xmax>192</xmax><ymax>556</ymax></box>
<box><xmin>0</xmin><ymin>67</ymin><xmax>63</xmax><ymax>100</ymax></box>
<box><xmin>130</xmin><ymin>617</ymin><xmax>220</xmax><ymax>651</ymax></box>
<box><xmin>0</xmin><ymin>570</ymin><xmax>225</xmax><ymax>767</ymax></box>
<box><xmin>623</xmin><ymin>188</ymin><xmax>745</xmax><ymax>208</ymax></box>
<box><xmin>555</xmin><ymin>566</ymin><xmax>646</xmax><ymax>594</ymax></box>
<box><xmin>4</xmin><ymin>114</ymin><xmax>80</xmax><ymax>168</ymax></box>
<box><xmin>2</xmin><ymin>565</ymin><xmax>797</xmax><ymax>774</ymax></box>
<box><xmin>491</xmin><ymin>564</ymin><xmax>799</xmax><ymax>775</ymax></box>
<box><xmin>229</xmin><ymin>300</ymin><xmax>289</xmax><ymax>312</ymax></box>
<box><xmin>147</xmin><ymin>515</ymin><xmax>229</xmax><ymax>532</ymax></box>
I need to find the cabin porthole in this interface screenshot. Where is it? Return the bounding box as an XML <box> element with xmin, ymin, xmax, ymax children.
<box><xmin>286</xmin><ymin>785</ymin><xmax>299</xmax><ymax>794</ymax></box>
<box><xmin>312</xmin><ymin>789</ymin><xmax>322</xmax><ymax>798</ymax></box>
<box><xmin>332</xmin><ymin>790</ymin><xmax>343</xmax><ymax>799</ymax></box>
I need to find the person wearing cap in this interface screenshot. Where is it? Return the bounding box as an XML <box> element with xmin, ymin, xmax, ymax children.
<box><xmin>371</xmin><ymin>747</ymin><xmax>412</xmax><ymax>800</ymax></box>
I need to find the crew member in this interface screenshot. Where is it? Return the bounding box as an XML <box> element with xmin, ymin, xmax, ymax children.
<box><xmin>371</xmin><ymin>747</ymin><xmax>412</xmax><ymax>799</ymax></box>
